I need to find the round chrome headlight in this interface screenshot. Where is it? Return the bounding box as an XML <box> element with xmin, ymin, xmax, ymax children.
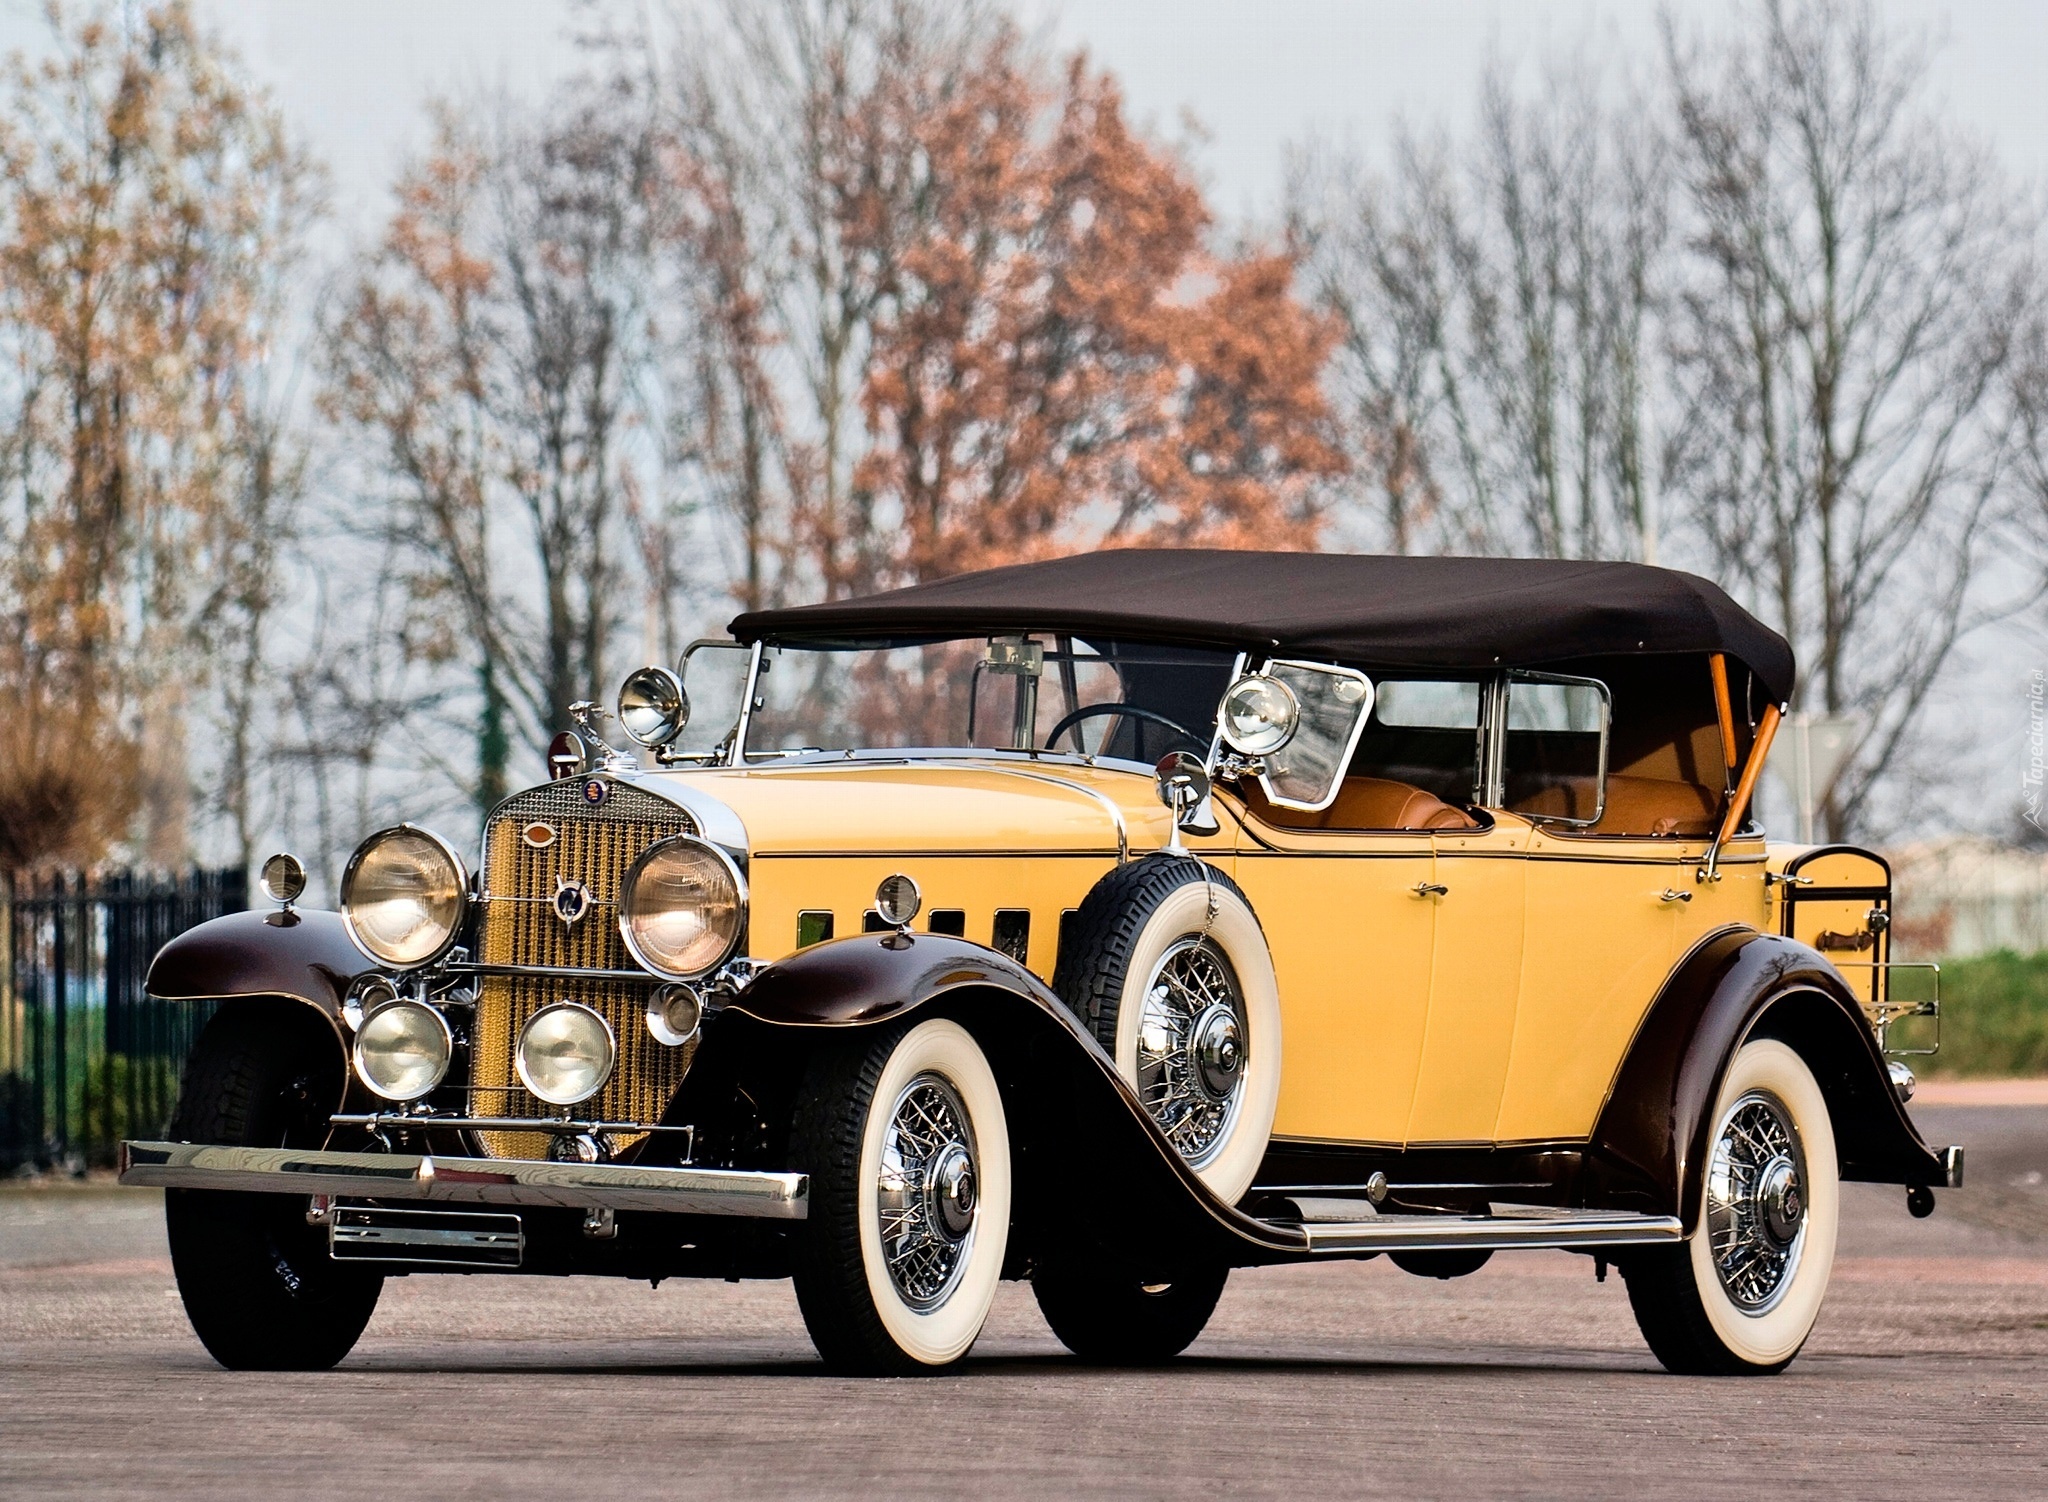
<box><xmin>1219</xmin><ymin>674</ymin><xmax>1300</xmax><ymax>756</ymax></box>
<box><xmin>619</xmin><ymin>836</ymin><xmax>745</xmax><ymax>979</ymax></box>
<box><xmin>618</xmin><ymin>665</ymin><xmax>689</xmax><ymax>747</ymax></box>
<box><xmin>516</xmin><ymin>1001</ymin><xmax>616</xmax><ymax>1106</ymax></box>
<box><xmin>352</xmin><ymin>1000</ymin><xmax>453</xmax><ymax>1102</ymax></box>
<box><xmin>340</xmin><ymin>826</ymin><xmax>469</xmax><ymax>969</ymax></box>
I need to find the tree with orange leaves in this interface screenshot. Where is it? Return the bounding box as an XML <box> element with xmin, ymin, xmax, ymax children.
<box><xmin>849</xmin><ymin>42</ymin><xmax>1343</xmax><ymax>586</ymax></box>
<box><xmin>626</xmin><ymin>1</ymin><xmax>1341</xmax><ymax>612</ymax></box>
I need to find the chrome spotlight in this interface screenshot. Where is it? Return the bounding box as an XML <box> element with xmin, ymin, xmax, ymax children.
<box><xmin>1218</xmin><ymin>673</ymin><xmax>1300</xmax><ymax>756</ymax></box>
<box><xmin>618</xmin><ymin>665</ymin><xmax>690</xmax><ymax>748</ymax></box>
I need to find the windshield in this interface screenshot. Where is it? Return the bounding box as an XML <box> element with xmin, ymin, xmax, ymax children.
<box><xmin>696</xmin><ymin>636</ymin><xmax>1236</xmax><ymax>764</ymax></box>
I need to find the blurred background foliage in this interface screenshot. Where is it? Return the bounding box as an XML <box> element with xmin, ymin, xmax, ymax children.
<box><xmin>0</xmin><ymin>0</ymin><xmax>2044</xmax><ymax>949</ymax></box>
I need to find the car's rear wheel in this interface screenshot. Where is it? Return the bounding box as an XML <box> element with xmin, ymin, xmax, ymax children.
<box><xmin>1053</xmin><ymin>858</ymin><xmax>1281</xmax><ymax>1204</ymax></box>
<box><xmin>1033</xmin><ymin>1262</ymin><xmax>1228</xmax><ymax>1363</ymax></box>
<box><xmin>1620</xmin><ymin>1038</ymin><xmax>1839</xmax><ymax>1375</ymax></box>
<box><xmin>165</xmin><ymin>1005</ymin><xmax>383</xmax><ymax>1371</ymax></box>
<box><xmin>791</xmin><ymin>1017</ymin><xmax>1012</xmax><ymax>1376</ymax></box>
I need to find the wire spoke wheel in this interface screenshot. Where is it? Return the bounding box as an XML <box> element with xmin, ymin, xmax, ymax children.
<box><xmin>875</xmin><ymin>1072</ymin><xmax>980</xmax><ymax>1311</ymax></box>
<box><xmin>1704</xmin><ymin>1089</ymin><xmax>1808</xmax><ymax>1314</ymax></box>
<box><xmin>1134</xmin><ymin>937</ymin><xmax>1248</xmax><ymax>1167</ymax></box>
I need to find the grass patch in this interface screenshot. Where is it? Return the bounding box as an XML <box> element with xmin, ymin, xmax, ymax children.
<box><xmin>1920</xmin><ymin>949</ymin><xmax>2048</xmax><ymax>1077</ymax></box>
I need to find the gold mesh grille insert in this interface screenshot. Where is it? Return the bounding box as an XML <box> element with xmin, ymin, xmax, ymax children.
<box><xmin>470</xmin><ymin>779</ymin><xmax>698</xmax><ymax>1158</ymax></box>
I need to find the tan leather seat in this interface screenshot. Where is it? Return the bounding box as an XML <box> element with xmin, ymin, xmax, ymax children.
<box><xmin>1246</xmin><ymin>776</ymin><xmax>1479</xmax><ymax>832</ymax></box>
<box><xmin>1519</xmin><ymin>774</ymin><xmax>1719</xmax><ymax>836</ymax></box>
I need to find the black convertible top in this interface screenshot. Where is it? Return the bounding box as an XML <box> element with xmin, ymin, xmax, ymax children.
<box><xmin>729</xmin><ymin>548</ymin><xmax>1796</xmax><ymax>703</ymax></box>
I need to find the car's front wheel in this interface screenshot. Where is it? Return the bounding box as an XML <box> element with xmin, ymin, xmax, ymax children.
<box><xmin>1620</xmin><ymin>1037</ymin><xmax>1839</xmax><ymax>1375</ymax></box>
<box><xmin>790</xmin><ymin>1016</ymin><xmax>1012</xmax><ymax>1375</ymax></box>
<box><xmin>164</xmin><ymin>1005</ymin><xmax>384</xmax><ymax>1371</ymax></box>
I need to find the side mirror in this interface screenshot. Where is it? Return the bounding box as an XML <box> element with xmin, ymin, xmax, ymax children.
<box><xmin>1155</xmin><ymin>751</ymin><xmax>1219</xmax><ymax>851</ymax></box>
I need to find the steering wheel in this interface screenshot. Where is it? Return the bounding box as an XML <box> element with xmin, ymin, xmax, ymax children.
<box><xmin>1045</xmin><ymin>703</ymin><xmax>1205</xmax><ymax>754</ymax></box>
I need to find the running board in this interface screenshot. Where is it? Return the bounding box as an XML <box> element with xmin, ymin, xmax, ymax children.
<box><xmin>1286</xmin><ymin>1209</ymin><xmax>1684</xmax><ymax>1255</ymax></box>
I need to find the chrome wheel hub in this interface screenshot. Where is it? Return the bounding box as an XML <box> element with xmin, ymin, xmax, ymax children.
<box><xmin>875</xmin><ymin>1073</ymin><xmax>978</xmax><ymax>1310</ymax></box>
<box><xmin>1705</xmin><ymin>1090</ymin><xmax>1808</xmax><ymax>1313</ymax></box>
<box><xmin>1136</xmin><ymin>938</ymin><xmax>1248</xmax><ymax>1167</ymax></box>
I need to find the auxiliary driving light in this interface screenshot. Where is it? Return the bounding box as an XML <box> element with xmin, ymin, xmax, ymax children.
<box><xmin>516</xmin><ymin>1001</ymin><xmax>616</xmax><ymax>1106</ymax></box>
<box><xmin>352</xmin><ymin>999</ymin><xmax>454</xmax><ymax>1102</ymax></box>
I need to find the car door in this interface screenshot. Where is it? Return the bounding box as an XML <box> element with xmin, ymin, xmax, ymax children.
<box><xmin>1227</xmin><ymin>660</ymin><xmax>1440</xmax><ymax>1147</ymax></box>
<box><xmin>1235</xmin><ymin>825</ymin><xmax>1439</xmax><ymax>1146</ymax></box>
<box><xmin>1501</xmin><ymin>824</ymin><xmax>1685</xmax><ymax>1141</ymax></box>
<box><xmin>1404</xmin><ymin>814</ymin><xmax>1529</xmax><ymax>1143</ymax></box>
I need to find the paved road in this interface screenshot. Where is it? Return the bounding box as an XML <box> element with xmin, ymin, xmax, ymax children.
<box><xmin>3</xmin><ymin>1103</ymin><xmax>2044</xmax><ymax>1500</ymax></box>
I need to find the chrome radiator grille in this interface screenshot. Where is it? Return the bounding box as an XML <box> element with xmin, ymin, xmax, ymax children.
<box><xmin>470</xmin><ymin>779</ymin><xmax>698</xmax><ymax>1158</ymax></box>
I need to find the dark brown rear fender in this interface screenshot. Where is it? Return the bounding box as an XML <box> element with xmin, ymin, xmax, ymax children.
<box><xmin>724</xmin><ymin>932</ymin><xmax>1305</xmax><ymax>1270</ymax></box>
<box><xmin>1588</xmin><ymin>927</ymin><xmax>1948</xmax><ymax>1232</ymax></box>
<box><xmin>147</xmin><ymin>907</ymin><xmax>365</xmax><ymax>1032</ymax></box>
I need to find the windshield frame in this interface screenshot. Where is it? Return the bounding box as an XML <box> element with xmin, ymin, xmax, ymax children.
<box><xmin>706</xmin><ymin>634</ymin><xmax>1237</xmax><ymax>772</ymax></box>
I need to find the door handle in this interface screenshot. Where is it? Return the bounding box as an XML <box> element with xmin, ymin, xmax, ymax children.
<box><xmin>1659</xmin><ymin>888</ymin><xmax>1693</xmax><ymax>904</ymax></box>
<box><xmin>1413</xmin><ymin>882</ymin><xmax>1449</xmax><ymax>898</ymax></box>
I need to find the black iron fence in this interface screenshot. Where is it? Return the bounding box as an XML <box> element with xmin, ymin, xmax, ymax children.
<box><xmin>2</xmin><ymin>868</ymin><xmax>246</xmax><ymax>1172</ymax></box>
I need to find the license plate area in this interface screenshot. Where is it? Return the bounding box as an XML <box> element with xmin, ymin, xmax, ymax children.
<box><xmin>329</xmin><ymin>1203</ymin><xmax>525</xmax><ymax>1269</ymax></box>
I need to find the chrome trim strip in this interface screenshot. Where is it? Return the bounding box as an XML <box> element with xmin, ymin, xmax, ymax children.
<box><xmin>119</xmin><ymin>1141</ymin><xmax>808</xmax><ymax>1220</ymax></box>
<box><xmin>1297</xmin><ymin>1210</ymin><xmax>1682</xmax><ymax>1254</ymax></box>
<box><xmin>1942</xmin><ymin>1145</ymin><xmax>1965</xmax><ymax>1189</ymax></box>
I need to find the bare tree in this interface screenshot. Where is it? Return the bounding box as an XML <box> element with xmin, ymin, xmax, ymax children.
<box><xmin>323</xmin><ymin>97</ymin><xmax>662</xmax><ymax>814</ymax></box>
<box><xmin>1287</xmin><ymin>59</ymin><xmax>1671</xmax><ymax>561</ymax></box>
<box><xmin>1663</xmin><ymin>0</ymin><xmax>2038</xmax><ymax>839</ymax></box>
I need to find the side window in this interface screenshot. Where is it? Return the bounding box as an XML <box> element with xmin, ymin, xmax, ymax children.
<box><xmin>1501</xmin><ymin>673</ymin><xmax>1610</xmax><ymax>824</ymax></box>
<box><xmin>1357</xmin><ymin>679</ymin><xmax>1483</xmax><ymax>805</ymax></box>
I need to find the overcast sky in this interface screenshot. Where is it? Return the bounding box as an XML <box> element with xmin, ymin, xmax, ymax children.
<box><xmin>1</xmin><ymin>1</ymin><xmax>2041</xmax><ymax>235</ymax></box>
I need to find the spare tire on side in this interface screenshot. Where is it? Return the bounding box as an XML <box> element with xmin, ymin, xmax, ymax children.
<box><xmin>1053</xmin><ymin>856</ymin><xmax>1281</xmax><ymax>1204</ymax></box>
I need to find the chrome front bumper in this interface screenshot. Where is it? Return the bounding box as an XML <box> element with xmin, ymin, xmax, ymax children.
<box><xmin>118</xmin><ymin>1141</ymin><xmax>808</xmax><ymax>1220</ymax></box>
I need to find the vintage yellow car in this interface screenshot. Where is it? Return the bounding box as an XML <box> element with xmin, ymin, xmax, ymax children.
<box><xmin>123</xmin><ymin>549</ymin><xmax>1960</xmax><ymax>1376</ymax></box>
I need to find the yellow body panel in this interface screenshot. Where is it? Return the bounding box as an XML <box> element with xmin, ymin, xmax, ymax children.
<box><xmin>1406</xmin><ymin>822</ymin><xmax>1528</xmax><ymax>1143</ymax></box>
<box><xmin>1232</xmin><ymin>828</ymin><xmax>1436</xmax><ymax>1146</ymax></box>
<box><xmin>648</xmin><ymin>762</ymin><xmax>1832</xmax><ymax>1153</ymax></box>
<box><xmin>660</xmin><ymin>760</ymin><xmax>1204</xmax><ymax>978</ymax></box>
<box><xmin>1495</xmin><ymin>830</ymin><xmax>1686</xmax><ymax>1141</ymax></box>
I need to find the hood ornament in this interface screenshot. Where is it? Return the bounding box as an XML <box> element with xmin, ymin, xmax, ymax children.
<box><xmin>567</xmin><ymin>700</ymin><xmax>637</xmax><ymax>774</ymax></box>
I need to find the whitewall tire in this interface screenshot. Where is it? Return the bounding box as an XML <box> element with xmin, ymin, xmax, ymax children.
<box><xmin>791</xmin><ymin>1016</ymin><xmax>1012</xmax><ymax>1375</ymax></box>
<box><xmin>1622</xmin><ymin>1037</ymin><xmax>1839</xmax><ymax>1375</ymax></box>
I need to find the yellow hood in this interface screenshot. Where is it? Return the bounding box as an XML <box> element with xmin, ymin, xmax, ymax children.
<box><xmin>652</xmin><ymin>759</ymin><xmax>1179</xmax><ymax>855</ymax></box>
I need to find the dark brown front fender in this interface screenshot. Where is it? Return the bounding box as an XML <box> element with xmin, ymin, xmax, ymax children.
<box><xmin>1588</xmin><ymin>927</ymin><xmax>1953</xmax><ymax>1233</ymax></box>
<box><xmin>147</xmin><ymin>907</ymin><xmax>366</xmax><ymax>1029</ymax></box>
